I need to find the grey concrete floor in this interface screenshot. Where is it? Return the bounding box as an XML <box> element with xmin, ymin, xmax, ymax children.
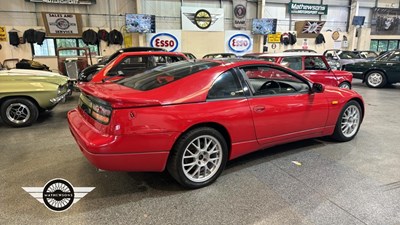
<box><xmin>1</xmin><ymin>80</ymin><xmax>400</xmax><ymax>225</ymax></box>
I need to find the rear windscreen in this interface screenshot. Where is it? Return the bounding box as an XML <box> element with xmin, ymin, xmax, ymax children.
<box><xmin>117</xmin><ymin>60</ymin><xmax>220</xmax><ymax>91</ymax></box>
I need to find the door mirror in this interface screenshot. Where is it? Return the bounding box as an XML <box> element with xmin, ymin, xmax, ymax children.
<box><xmin>311</xmin><ymin>83</ymin><xmax>325</xmax><ymax>93</ymax></box>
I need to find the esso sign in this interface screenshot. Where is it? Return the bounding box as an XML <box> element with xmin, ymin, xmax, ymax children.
<box><xmin>150</xmin><ymin>33</ymin><xmax>178</xmax><ymax>52</ymax></box>
<box><xmin>228</xmin><ymin>34</ymin><xmax>252</xmax><ymax>53</ymax></box>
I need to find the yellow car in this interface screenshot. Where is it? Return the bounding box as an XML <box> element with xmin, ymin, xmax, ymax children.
<box><xmin>0</xmin><ymin>69</ymin><xmax>69</xmax><ymax>127</ymax></box>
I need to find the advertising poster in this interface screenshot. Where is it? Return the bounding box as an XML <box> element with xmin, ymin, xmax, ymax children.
<box><xmin>0</xmin><ymin>26</ymin><xmax>7</xmax><ymax>42</ymax></box>
<box><xmin>225</xmin><ymin>30</ymin><xmax>253</xmax><ymax>56</ymax></box>
<box><xmin>371</xmin><ymin>8</ymin><xmax>400</xmax><ymax>35</ymax></box>
<box><xmin>146</xmin><ymin>30</ymin><xmax>182</xmax><ymax>52</ymax></box>
<box><xmin>233</xmin><ymin>0</ymin><xmax>247</xmax><ymax>29</ymax></box>
<box><xmin>42</xmin><ymin>12</ymin><xmax>83</xmax><ymax>37</ymax></box>
<box><xmin>181</xmin><ymin>7</ymin><xmax>224</xmax><ymax>32</ymax></box>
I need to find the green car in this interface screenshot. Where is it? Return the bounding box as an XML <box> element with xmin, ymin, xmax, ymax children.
<box><xmin>0</xmin><ymin>69</ymin><xmax>69</xmax><ymax>127</ymax></box>
<box><xmin>344</xmin><ymin>49</ymin><xmax>400</xmax><ymax>88</ymax></box>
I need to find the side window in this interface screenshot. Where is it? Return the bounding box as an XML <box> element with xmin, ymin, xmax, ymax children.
<box><xmin>153</xmin><ymin>56</ymin><xmax>184</xmax><ymax>66</ymax></box>
<box><xmin>241</xmin><ymin>65</ymin><xmax>309</xmax><ymax>96</ymax></box>
<box><xmin>304</xmin><ymin>57</ymin><xmax>327</xmax><ymax>70</ymax></box>
<box><xmin>207</xmin><ymin>70</ymin><xmax>244</xmax><ymax>100</ymax></box>
<box><xmin>281</xmin><ymin>57</ymin><xmax>302</xmax><ymax>70</ymax></box>
<box><xmin>109</xmin><ymin>56</ymin><xmax>149</xmax><ymax>76</ymax></box>
<box><xmin>387</xmin><ymin>51</ymin><xmax>400</xmax><ymax>61</ymax></box>
<box><xmin>325</xmin><ymin>51</ymin><xmax>335</xmax><ymax>59</ymax></box>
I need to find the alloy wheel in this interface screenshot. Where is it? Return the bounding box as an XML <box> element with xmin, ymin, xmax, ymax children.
<box><xmin>181</xmin><ymin>135</ymin><xmax>223</xmax><ymax>183</ymax></box>
<box><xmin>6</xmin><ymin>103</ymin><xmax>31</xmax><ymax>124</ymax></box>
<box><xmin>367</xmin><ymin>72</ymin><xmax>383</xmax><ymax>87</ymax></box>
<box><xmin>340</xmin><ymin>105</ymin><xmax>360</xmax><ymax>138</ymax></box>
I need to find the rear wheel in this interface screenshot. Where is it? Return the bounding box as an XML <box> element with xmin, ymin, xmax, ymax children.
<box><xmin>167</xmin><ymin>127</ymin><xmax>228</xmax><ymax>189</ymax></box>
<box><xmin>339</xmin><ymin>81</ymin><xmax>351</xmax><ymax>89</ymax></box>
<box><xmin>331</xmin><ymin>100</ymin><xmax>362</xmax><ymax>142</ymax></box>
<box><xmin>365</xmin><ymin>71</ymin><xmax>386</xmax><ymax>88</ymax></box>
<box><xmin>0</xmin><ymin>98</ymin><xmax>39</xmax><ymax>127</ymax></box>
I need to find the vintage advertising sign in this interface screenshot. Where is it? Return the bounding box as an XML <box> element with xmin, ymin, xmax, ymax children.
<box><xmin>146</xmin><ymin>30</ymin><xmax>181</xmax><ymax>52</ymax></box>
<box><xmin>267</xmin><ymin>32</ymin><xmax>281</xmax><ymax>43</ymax></box>
<box><xmin>295</xmin><ymin>21</ymin><xmax>326</xmax><ymax>38</ymax></box>
<box><xmin>225</xmin><ymin>31</ymin><xmax>252</xmax><ymax>55</ymax></box>
<box><xmin>181</xmin><ymin>7</ymin><xmax>224</xmax><ymax>32</ymax></box>
<box><xmin>26</xmin><ymin>0</ymin><xmax>95</xmax><ymax>4</ymax></box>
<box><xmin>0</xmin><ymin>26</ymin><xmax>7</xmax><ymax>42</ymax></box>
<box><xmin>288</xmin><ymin>3</ymin><xmax>328</xmax><ymax>15</ymax></box>
<box><xmin>42</xmin><ymin>12</ymin><xmax>83</xmax><ymax>37</ymax></box>
<box><xmin>233</xmin><ymin>0</ymin><xmax>247</xmax><ymax>29</ymax></box>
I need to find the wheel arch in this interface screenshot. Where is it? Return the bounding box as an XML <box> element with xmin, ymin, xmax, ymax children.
<box><xmin>170</xmin><ymin>122</ymin><xmax>232</xmax><ymax>157</ymax></box>
<box><xmin>349</xmin><ymin>97</ymin><xmax>365</xmax><ymax>122</ymax></box>
<box><xmin>0</xmin><ymin>95</ymin><xmax>41</xmax><ymax>110</ymax></box>
<box><xmin>339</xmin><ymin>81</ymin><xmax>352</xmax><ymax>89</ymax></box>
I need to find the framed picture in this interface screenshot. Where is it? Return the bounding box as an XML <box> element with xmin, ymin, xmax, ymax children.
<box><xmin>41</xmin><ymin>12</ymin><xmax>83</xmax><ymax>37</ymax></box>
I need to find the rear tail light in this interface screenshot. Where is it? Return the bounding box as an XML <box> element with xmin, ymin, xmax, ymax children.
<box><xmin>79</xmin><ymin>94</ymin><xmax>112</xmax><ymax>124</ymax></box>
<box><xmin>91</xmin><ymin>103</ymin><xmax>112</xmax><ymax>124</ymax></box>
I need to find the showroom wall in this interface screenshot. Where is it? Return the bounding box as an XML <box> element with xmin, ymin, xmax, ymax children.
<box><xmin>1</xmin><ymin>0</ymin><xmax>400</xmax><ymax>71</ymax></box>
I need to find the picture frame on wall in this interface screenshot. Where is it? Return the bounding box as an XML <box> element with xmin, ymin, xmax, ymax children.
<box><xmin>41</xmin><ymin>12</ymin><xmax>83</xmax><ymax>37</ymax></box>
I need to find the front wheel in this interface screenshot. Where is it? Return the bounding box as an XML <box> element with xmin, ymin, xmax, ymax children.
<box><xmin>331</xmin><ymin>100</ymin><xmax>362</xmax><ymax>142</ymax></box>
<box><xmin>167</xmin><ymin>127</ymin><xmax>228</xmax><ymax>189</ymax></box>
<box><xmin>0</xmin><ymin>98</ymin><xmax>39</xmax><ymax>127</ymax></box>
<box><xmin>365</xmin><ymin>71</ymin><xmax>386</xmax><ymax>88</ymax></box>
<box><xmin>339</xmin><ymin>81</ymin><xmax>351</xmax><ymax>89</ymax></box>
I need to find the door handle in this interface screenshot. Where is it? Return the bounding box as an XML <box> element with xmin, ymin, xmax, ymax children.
<box><xmin>253</xmin><ymin>105</ymin><xmax>265</xmax><ymax>112</ymax></box>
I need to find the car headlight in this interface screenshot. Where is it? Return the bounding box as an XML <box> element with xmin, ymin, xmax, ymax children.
<box><xmin>57</xmin><ymin>85</ymin><xmax>62</xmax><ymax>95</ymax></box>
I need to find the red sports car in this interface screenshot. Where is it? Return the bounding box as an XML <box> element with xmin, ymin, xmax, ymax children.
<box><xmin>68</xmin><ymin>59</ymin><xmax>364</xmax><ymax>188</ymax></box>
<box><xmin>254</xmin><ymin>52</ymin><xmax>353</xmax><ymax>89</ymax></box>
<box><xmin>89</xmin><ymin>51</ymin><xmax>188</xmax><ymax>82</ymax></box>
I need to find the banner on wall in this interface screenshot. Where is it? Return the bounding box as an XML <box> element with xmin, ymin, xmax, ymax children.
<box><xmin>41</xmin><ymin>12</ymin><xmax>83</xmax><ymax>37</ymax></box>
<box><xmin>233</xmin><ymin>0</ymin><xmax>247</xmax><ymax>29</ymax></box>
<box><xmin>146</xmin><ymin>30</ymin><xmax>181</xmax><ymax>52</ymax></box>
<box><xmin>181</xmin><ymin>7</ymin><xmax>224</xmax><ymax>32</ymax></box>
<box><xmin>0</xmin><ymin>26</ymin><xmax>7</xmax><ymax>42</ymax></box>
<box><xmin>26</xmin><ymin>0</ymin><xmax>96</xmax><ymax>5</ymax></box>
<box><xmin>225</xmin><ymin>31</ymin><xmax>253</xmax><ymax>56</ymax></box>
<box><xmin>295</xmin><ymin>21</ymin><xmax>325</xmax><ymax>38</ymax></box>
<box><xmin>288</xmin><ymin>3</ymin><xmax>328</xmax><ymax>15</ymax></box>
<box><xmin>371</xmin><ymin>8</ymin><xmax>400</xmax><ymax>35</ymax></box>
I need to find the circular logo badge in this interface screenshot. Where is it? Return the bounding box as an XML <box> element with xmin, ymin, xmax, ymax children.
<box><xmin>194</xmin><ymin>9</ymin><xmax>212</xmax><ymax>29</ymax></box>
<box><xmin>234</xmin><ymin>4</ymin><xmax>246</xmax><ymax>19</ymax></box>
<box><xmin>332</xmin><ymin>31</ymin><xmax>340</xmax><ymax>40</ymax></box>
<box><xmin>55</xmin><ymin>18</ymin><xmax>70</xmax><ymax>30</ymax></box>
<box><xmin>150</xmin><ymin>33</ymin><xmax>179</xmax><ymax>52</ymax></box>
<box><xmin>228</xmin><ymin>34</ymin><xmax>252</xmax><ymax>53</ymax></box>
<box><xmin>42</xmin><ymin>178</ymin><xmax>75</xmax><ymax>212</ymax></box>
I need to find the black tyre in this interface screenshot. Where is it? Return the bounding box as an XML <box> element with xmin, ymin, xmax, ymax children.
<box><xmin>338</xmin><ymin>81</ymin><xmax>351</xmax><ymax>89</ymax></box>
<box><xmin>167</xmin><ymin>127</ymin><xmax>228</xmax><ymax>189</ymax></box>
<box><xmin>331</xmin><ymin>100</ymin><xmax>362</xmax><ymax>142</ymax></box>
<box><xmin>0</xmin><ymin>98</ymin><xmax>39</xmax><ymax>127</ymax></box>
<box><xmin>365</xmin><ymin>71</ymin><xmax>386</xmax><ymax>88</ymax></box>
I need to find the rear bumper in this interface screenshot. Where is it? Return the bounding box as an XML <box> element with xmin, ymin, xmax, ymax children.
<box><xmin>67</xmin><ymin>109</ymin><xmax>170</xmax><ymax>172</ymax></box>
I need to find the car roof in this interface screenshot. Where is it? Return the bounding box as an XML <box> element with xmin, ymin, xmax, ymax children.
<box><xmin>118</xmin><ymin>51</ymin><xmax>187</xmax><ymax>57</ymax></box>
<box><xmin>203</xmin><ymin>53</ymin><xmax>237</xmax><ymax>57</ymax></box>
<box><xmin>117</xmin><ymin>47</ymin><xmax>167</xmax><ymax>52</ymax></box>
<box><xmin>257</xmin><ymin>52</ymin><xmax>323</xmax><ymax>57</ymax></box>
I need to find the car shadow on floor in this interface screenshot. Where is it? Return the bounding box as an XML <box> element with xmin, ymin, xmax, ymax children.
<box><xmin>125</xmin><ymin>138</ymin><xmax>330</xmax><ymax>192</ymax></box>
